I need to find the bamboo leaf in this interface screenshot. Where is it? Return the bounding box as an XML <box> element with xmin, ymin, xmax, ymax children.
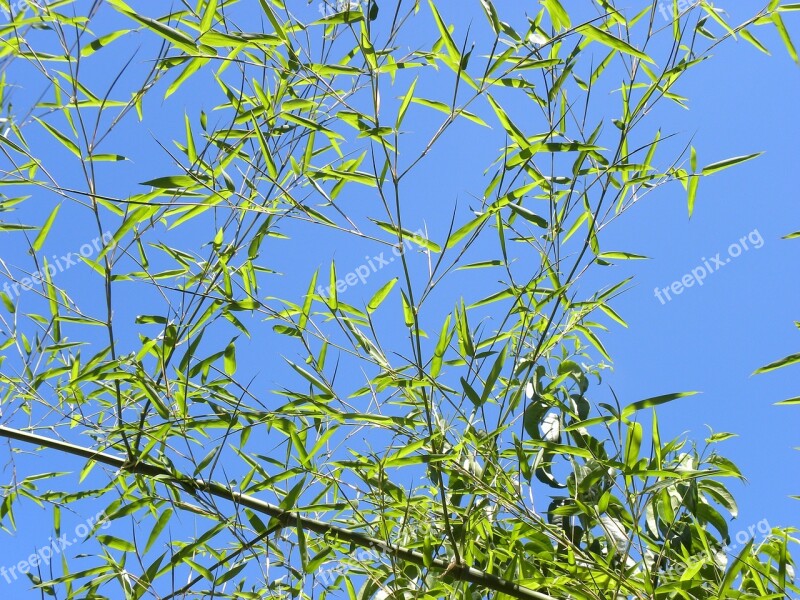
<box><xmin>200</xmin><ymin>0</ymin><xmax>218</xmax><ymax>33</ymax></box>
<box><xmin>621</xmin><ymin>391</ymin><xmax>699</xmax><ymax>418</ymax></box>
<box><xmin>367</xmin><ymin>278</ymin><xmax>398</xmax><ymax>312</ymax></box>
<box><xmin>32</xmin><ymin>204</ymin><xmax>60</xmax><ymax>252</ymax></box>
<box><xmin>224</xmin><ymin>340</ymin><xmax>237</xmax><ymax>375</ymax></box>
<box><xmin>687</xmin><ymin>174</ymin><xmax>700</xmax><ymax>217</ymax></box>
<box><xmin>754</xmin><ymin>352</ymin><xmax>800</xmax><ymax>374</ymax></box>
<box><xmin>580</xmin><ymin>25</ymin><xmax>655</xmax><ymax>64</ymax></box>
<box><xmin>428</xmin><ymin>0</ymin><xmax>460</xmax><ymax>61</ymax></box>
<box><xmin>371</xmin><ymin>220</ymin><xmax>441</xmax><ymax>253</ymax></box>
<box><xmin>299</xmin><ymin>271</ymin><xmax>318</xmax><ymax>331</ymax></box>
<box><xmin>542</xmin><ymin>0</ymin><xmax>571</xmax><ymax>30</ymax></box>
<box><xmin>35</xmin><ymin>118</ymin><xmax>81</xmax><ymax>158</ymax></box>
<box><xmin>446</xmin><ymin>213</ymin><xmax>489</xmax><ymax>249</ymax></box>
<box><xmin>430</xmin><ymin>314</ymin><xmax>452</xmax><ymax>378</ymax></box>
<box><xmin>597</xmin><ymin>251</ymin><xmax>649</xmax><ymax>260</ymax></box>
<box><xmin>140</xmin><ymin>175</ymin><xmax>203</xmax><ymax>189</ymax></box>
<box><xmin>772</xmin><ymin>12</ymin><xmax>799</xmax><ymax>63</ymax></box>
<box><xmin>400</xmin><ymin>290</ymin><xmax>415</xmax><ymax>327</ymax></box>
<box><xmin>701</xmin><ymin>152</ymin><xmax>762</xmax><ymax>176</ymax></box>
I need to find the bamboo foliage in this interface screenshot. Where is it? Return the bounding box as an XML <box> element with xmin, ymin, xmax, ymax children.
<box><xmin>0</xmin><ymin>1</ymin><xmax>797</xmax><ymax>598</ymax></box>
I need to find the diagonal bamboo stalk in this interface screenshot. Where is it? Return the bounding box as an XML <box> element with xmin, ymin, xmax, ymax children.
<box><xmin>0</xmin><ymin>425</ymin><xmax>560</xmax><ymax>600</ymax></box>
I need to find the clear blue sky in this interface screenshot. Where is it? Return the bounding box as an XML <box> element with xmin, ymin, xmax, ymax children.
<box><xmin>0</xmin><ymin>0</ymin><xmax>798</xmax><ymax>596</ymax></box>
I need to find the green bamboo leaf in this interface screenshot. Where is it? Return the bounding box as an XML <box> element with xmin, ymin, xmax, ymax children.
<box><xmin>599</xmin><ymin>303</ymin><xmax>627</xmax><ymax>328</ymax></box>
<box><xmin>296</xmin><ymin>516</ymin><xmax>309</xmax><ymax>570</ymax></box>
<box><xmin>480</xmin><ymin>345</ymin><xmax>507</xmax><ymax>405</ymax></box>
<box><xmin>486</xmin><ymin>94</ymin><xmax>527</xmax><ymax>147</ymax></box>
<box><xmin>753</xmin><ymin>352</ymin><xmax>800</xmax><ymax>374</ymax></box>
<box><xmin>101</xmin><ymin>205</ymin><xmax>158</xmax><ymax>260</ymax></box>
<box><xmin>776</xmin><ymin>397</ymin><xmax>800</xmax><ymax>405</ymax></box>
<box><xmin>739</xmin><ymin>28</ymin><xmax>770</xmax><ymax>55</ymax></box>
<box><xmin>687</xmin><ymin>174</ymin><xmax>700</xmax><ymax>217</ymax></box>
<box><xmin>428</xmin><ymin>0</ymin><xmax>460</xmax><ymax>61</ymax></box>
<box><xmin>257</xmin><ymin>0</ymin><xmax>290</xmax><ymax>45</ymax></box>
<box><xmin>508</xmin><ymin>203</ymin><xmax>548</xmax><ymax>228</ymax></box>
<box><xmin>430</xmin><ymin>314</ymin><xmax>452</xmax><ymax>378</ymax></box>
<box><xmin>469</xmin><ymin>286</ymin><xmax>516</xmax><ymax>308</ymax></box>
<box><xmin>461</xmin><ymin>377</ymin><xmax>483</xmax><ymax>407</ymax></box>
<box><xmin>0</xmin><ymin>223</ymin><xmax>36</xmax><ymax>231</ymax></box>
<box><xmin>280</xmin><ymin>480</ymin><xmax>305</xmax><ymax>511</ymax></box>
<box><xmin>283</xmin><ymin>113</ymin><xmax>344</xmax><ymax>140</ymax></box>
<box><xmin>35</xmin><ymin>118</ymin><xmax>81</xmax><ymax>158</ymax></box>
<box><xmin>307</xmin><ymin>64</ymin><xmax>363</xmax><ymax>77</ymax></box>
<box><xmin>621</xmin><ymin>391</ymin><xmax>699</xmax><ymax>418</ymax></box>
<box><xmin>409</xmin><ymin>98</ymin><xmax>487</xmax><ymax>127</ymax></box>
<box><xmin>624</xmin><ymin>422</ymin><xmax>642</xmax><ymax>469</ymax></box>
<box><xmin>287</xmin><ymin>360</ymin><xmax>333</xmax><ymax>395</ymax></box>
<box><xmin>97</xmin><ymin>535</ymin><xmax>136</xmax><ymax>552</ymax></box>
<box><xmin>315</xmin><ymin>9</ymin><xmax>364</xmax><ymax>25</ymax></box>
<box><xmin>455</xmin><ymin>301</ymin><xmax>475</xmax><ymax>358</ymax></box>
<box><xmin>367</xmin><ymin>278</ymin><xmax>398</xmax><ymax>312</ymax></box>
<box><xmin>224</xmin><ymin>339</ymin><xmax>237</xmax><ymax>375</ymax></box>
<box><xmin>701</xmin><ymin>479</ymin><xmax>738</xmax><ymax>518</ymax></box>
<box><xmin>140</xmin><ymin>175</ymin><xmax>202</xmax><ymax>189</ymax></box>
<box><xmin>32</xmin><ymin>204</ymin><xmax>60</xmax><ymax>252</ymax></box>
<box><xmin>576</xmin><ymin>325</ymin><xmax>610</xmax><ymax>361</ymax></box>
<box><xmin>214</xmin><ymin>562</ymin><xmax>248</xmax><ymax>586</ymax></box>
<box><xmin>43</xmin><ymin>258</ymin><xmax>60</xmax><ymax>342</ymax></box>
<box><xmin>328</xmin><ymin>261</ymin><xmax>338</xmax><ymax>311</ymax></box>
<box><xmin>282</xmin><ymin>98</ymin><xmax>316</xmax><ymax>112</ymax></box>
<box><xmin>371</xmin><ymin>220</ymin><xmax>441</xmax><ymax>253</ymax></box>
<box><xmin>701</xmin><ymin>152</ymin><xmax>762</xmax><ymax>176</ymax></box>
<box><xmin>0</xmin><ymin>292</ymin><xmax>13</xmax><ymax>314</ymax></box>
<box><xmin>772</xmin><ymin>12</ymin><xmax>799</xmax><ymax>63</ymax></box>
<box><xmin>112</xmin><ymin>4</ymin><xmax>200</xmax><ymax>55</ymax></box>
<box><xmin>542</xmin><ymin>0</ymin><xmax>571</xmax><ymax>30</ymax></box>
<box><xmin>299</xmin><ymin>270</ymin><xmax>318</xmax><ymax>330</ymax></box>
<box><xmin>478</xmin><ymin>0</ymin><xmax>500</xmax><ymax>34</ymax></box>
<box><xmin>200</xmin><ymin>0</ymin><xmax>218</xmax><ymax>33</ymax></box>
<box><xmin>0</xmin><ymin>132</ymin><xmax>27</xmax><ymax>154</ymax></box>
<box><xmin>580</xmin><ymin>25</ymin><xmax>654</xmax><ymax>63</ymax></box>
<box><xmin>597</xmin><ymin>251</ymin><xmax>649</xmax><ymax>260</ymax></box>
<box><xmin>446</xmin><ymin>213</ymin><xmax>489</xmax><ymax>249</ymax></box>
<box><xmin>87</xmin><ymin>154</ymin><xmax>128</xmax><ymax>162</ymax></box>
<box><xmin>81</xmin><ymin>30</ymin><xmax>129</xmax><ymax>57</ymax></box>
<box><xmin>456</xmin><ymin>260</ymin><xmax>503</xmax><ymax>270</ymax></box>
<box><xmin>719</xmin><ymin>540</ymin><xmax>753</xmax><ymax>597</ymax></box>
<box><xmin>165</xmin><ymin>57</ymin><xmax>210</xmax><ymax>99</ymax></box>
<box><xmin>400</xmin><ymin>290</ymin><xmax>415</xmax><ymax>327</ymax></box>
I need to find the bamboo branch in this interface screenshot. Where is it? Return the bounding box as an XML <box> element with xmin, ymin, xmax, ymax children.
<box><xmin>0</xmin><ymin>425</ymin><xmax>559</xmax><ymax>600</ymax></box>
